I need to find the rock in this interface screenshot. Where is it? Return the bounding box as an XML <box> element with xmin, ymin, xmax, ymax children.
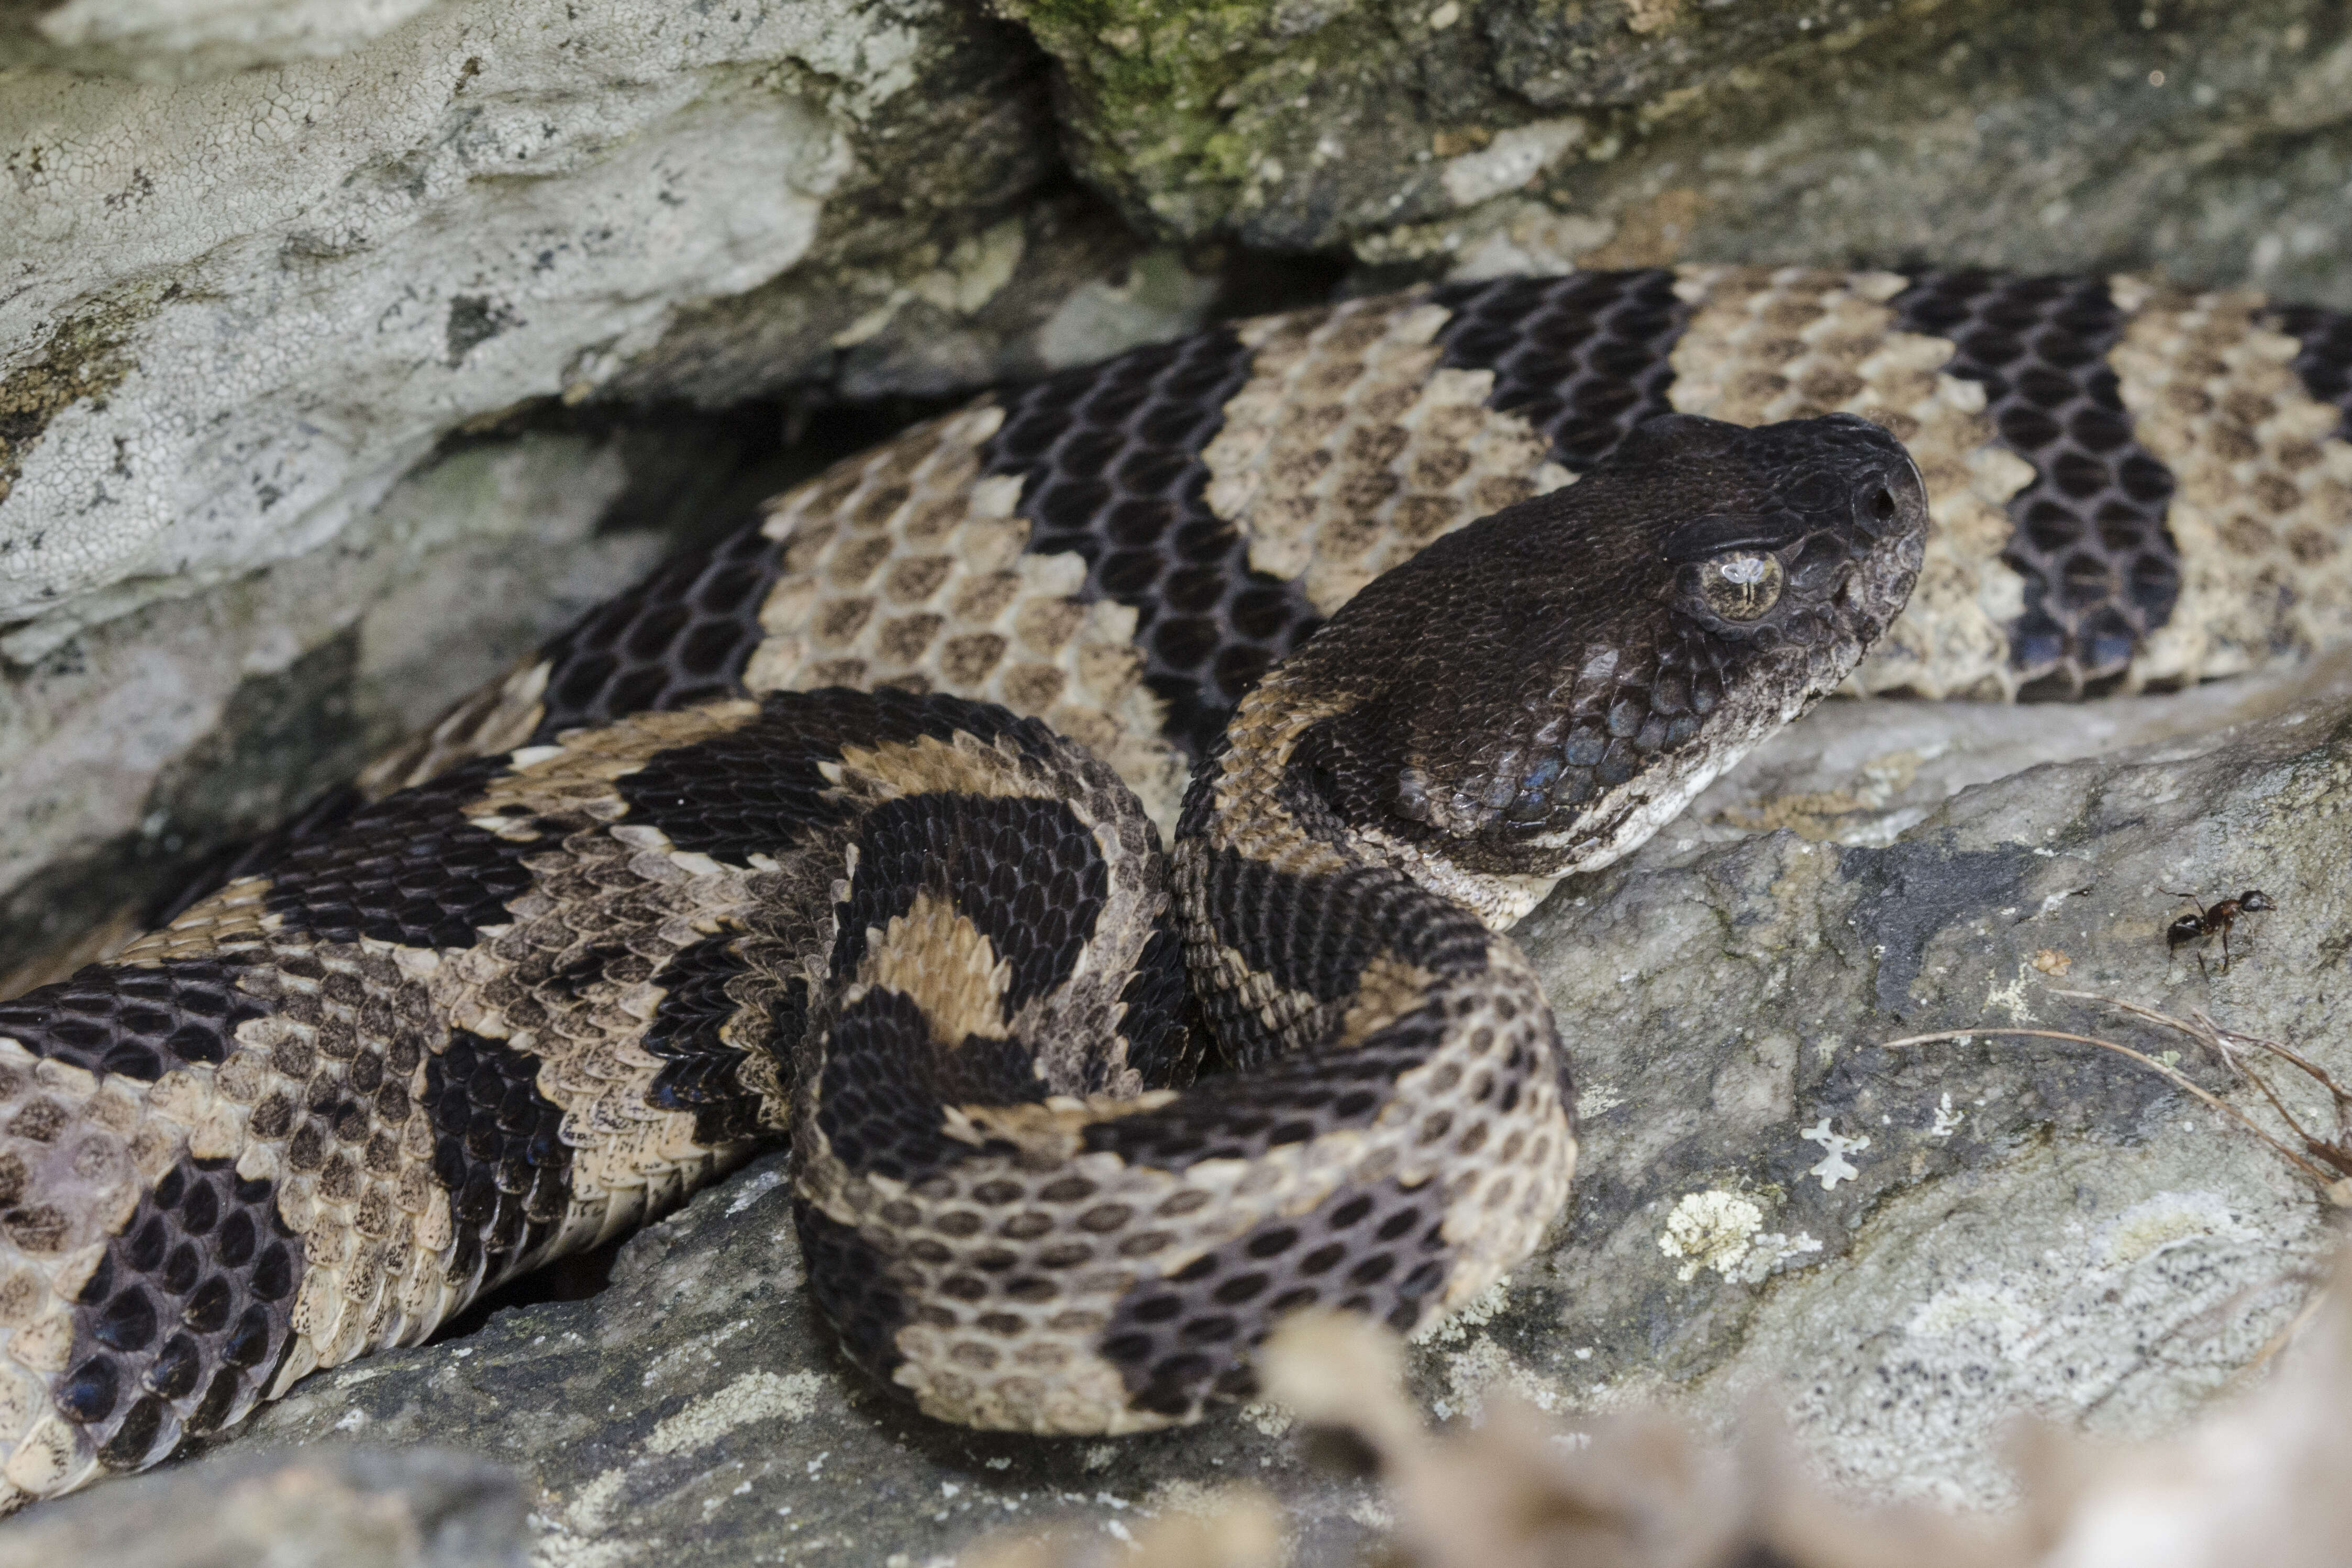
<box><xmin>0</xmin><ymin>0</ymin><xmax>1218</xmax><ymax>655</ymax></box>
<box><xmin>1</xmin><ymin>1</ymin><xmax>450</xmax><ymax>81</ymax></box>
<box><xmin>1496</xmin><ymin>648</ymin><xmax>2352</xmax><ymax>1504</ymax></box>
<box><xmin>0</xmin><ymin>1444</ymin><xmax>527</xmax><ymax>1568</ymax></box>
<box><xmin>153</xmin><ymin>656</ymin><xmax>2351</xmax><ymax>1563</ymax></box>
<box><xmin>0</xmin><ymin>430</ymin><xmax>667</xmax><ymax>989</ymax></box>
<box><xmin>999</xmin><ymin>0</ymin><xmax>2352</xmax><ymax>305</ymax></box>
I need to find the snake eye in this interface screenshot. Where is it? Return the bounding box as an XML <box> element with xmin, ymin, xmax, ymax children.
<box><xmin>1696</xmin><ymin>552</ymin><xmax>1783</xmax><ymax>620</ymax></box>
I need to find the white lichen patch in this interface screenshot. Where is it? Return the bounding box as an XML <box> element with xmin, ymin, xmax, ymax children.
<box><xmin>1435</xmin><ymin>1337</ymin><xmax>1563</xmax><ymax>1422</ymax></box>
<box><xmin>562</xmin><ymin>1465</ymin><xmax>632</xmax><ymax>1534</ymax></box>
<box><xmin>644</xmin><ymin>1370</ymin><xmax>825</xmax><ymax>1456</ymax></box>
<box><xmin>1416</xmin><ymin>1280</ymin><xmax>1508</xmax><ymax>1345</ymax></box>
<box><xmin>1985</xmin><ymin>963</ymin><xmax>2040</xmax><ymax>1022</ymax></box>
<box><xmin>1906</xmin><ymin>1280</ymin><xmax>2045</xmax><ymax>1356</ymax></box>
<box><xmin>2095</xmin><ymin>1191</ymin><xmax>2253</xmax><ymax>1270</ymax></box>
<box><xmin>1928</xmin><ymin>1092</ymin><xmax>1964</xmax><ymax>1138</ymax></box>
<box><xmin>1239</xmin><ymin>1400</ymin><xmax>1294</xmax><ymax>1438</ymax></box>
<box><xmin>1800</xmin><ymin>1118</ymin><xmax>1870</xmax><ymax>1189</ymax></box>
<box><xmin>1574</xmin><ymin>1081</ymin><xmax>1626</xmax><ymax>1119</ymax></box>
<box><xmin>1659</xmin><ymin>1190</ymin><xmax>1766</xmax><ymax>1282</ymax></box>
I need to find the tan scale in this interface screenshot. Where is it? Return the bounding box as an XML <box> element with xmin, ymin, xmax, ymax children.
<box><xmin>860</xmin><ymin>892</ymin><xmax>1017</xmax><ymax>1049</ymax></box>
<box><xmin>0</xmin><ymin>1043</ymin><xmax>182</xmax><ymax>1505</ymax></box>
<box><xmin>2107</xmin><ymin>278</ymin><xmax>2352</xmax><ymax>688</ymax></box>
<box><xmin>742</xmin><ymin>403</ymin><xmax>1192</xmax><ymax>836</ymax></box>
<box><xmin>1665</xmin><ymin>265</ymin><xmax>2036</xmax><ymax>698</ymax></box>
<box><xmin>1200</xmin><ymin>295</ymin><xmax>1570</xmax><ymax>616</ymax></box>
<box><xmin>820</xmin><ymin>719</ymin><xmax>1174</xmax><ymax>1106</ymax></box>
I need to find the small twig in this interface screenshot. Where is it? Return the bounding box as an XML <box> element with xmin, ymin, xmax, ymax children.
<box><xmin>1879</xmin><ymin>1024</ymin><xmax>2347</xmax><ymax>1195</ymax></box>
<box><xmin>2243</xmin><ymin>1283</ymin><xmax>2333</xmax><ymax>1380</ymax></box>
<box><xmin>2059</xmin><ymin>990</ymin><xmax>2352</xmax><ymax>1183</ymax></box>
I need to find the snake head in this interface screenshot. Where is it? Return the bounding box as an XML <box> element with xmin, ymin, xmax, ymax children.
<box><xmin>1263</xmin><ymin>410</ymin><xmax>1928</xmax><ymax>920</ymax></box>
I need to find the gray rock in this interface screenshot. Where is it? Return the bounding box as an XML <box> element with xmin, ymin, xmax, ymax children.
<box><xmin>1495</xmin><ymin>650</ymin><xmax>2352</xmax><ymax>1505</ymax></box>
<box><xmin>0</xmin><ymin>1445</ymin><xmax>526</xmax><ymax>1568</ymax></box>
<box><xmin>999</xmin><ymin>0</ymin><xmax>2352</xmax><ymax>305</ymax></box>
<box><xmin>0</xmin><ymin>0</ymin><xmax>1214</xmax><ymax>657</ymax></box>
<box><xmin>0</xmin><ymin>430</ymin><xmax>664</xmax><ymax>989</ymax></box>
<box><xmin>150</xmin><ymin>657</ymin><xmax>2349</xmax><ymax>1562</ymax></box>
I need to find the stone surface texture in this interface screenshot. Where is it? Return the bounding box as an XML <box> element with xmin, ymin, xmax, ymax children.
<box><xmin>0</xmin><ymin>0</ymin><xmax>1038</xmax><ymax>649</ymax></box>
<box><xmin>1002</xmin><ymin>0</ymin><xmax>2352</xmax><ymax>306</ymax></box>
<box><xmin>0</xmin><ymin>1444</ymin><xmax>527</xmax><ymax>1568</ymax></box>
<box><xmin>128</xmin><ymin>659</ymin><xmax>2350</xmax><ymax>1564</ymax></box>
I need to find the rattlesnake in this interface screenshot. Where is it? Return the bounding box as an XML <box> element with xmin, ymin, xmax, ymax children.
<box><xmin>0</xmin><ymin>264</ymin><xmax>2344</xmax><ymax>1507</ymax></box>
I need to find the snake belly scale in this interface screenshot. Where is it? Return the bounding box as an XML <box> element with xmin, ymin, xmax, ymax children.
<box><xmin>0</xmin><ymin>262</ymin><xmax>2347</xmax><ymax>1506</ymax></box>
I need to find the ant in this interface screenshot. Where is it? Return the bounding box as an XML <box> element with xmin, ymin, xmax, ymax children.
<box><xmin>2164</xmin><ymin>888</ymin><xmax>2276</xmax><ymax>976</ymax></box>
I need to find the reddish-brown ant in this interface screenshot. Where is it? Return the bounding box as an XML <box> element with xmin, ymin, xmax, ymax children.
<box><xmin>2164</xmin><ymin>888</ymin><xmax>2275</xmax><ymax>976</ymax></box>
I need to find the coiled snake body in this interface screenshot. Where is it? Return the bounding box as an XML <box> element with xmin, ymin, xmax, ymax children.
<box><xmin>0</xmin><ymin>265</ymin><xmax>2346</xmax><ymax>1506</ymax></box>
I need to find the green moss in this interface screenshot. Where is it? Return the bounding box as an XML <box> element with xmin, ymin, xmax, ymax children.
<box><xmin>0</xmin><ymin>306</ymin><xmax>144</xmax><ymax>504</ymax></box>
<box><xmin>995</xmin><ymin>0</ymin><xmax>1391</xmax><ymax>236</ymax></box>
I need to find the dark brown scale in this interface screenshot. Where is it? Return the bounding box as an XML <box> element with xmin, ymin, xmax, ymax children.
<box><xmin>981</xmin><ymin>329</ymin><xmax>1321</xmax><ymax>760</ymax></box>
<box><xmin>813</xmin><ymin>989</ymin><xmax>1044</xmax><ymax>1183</ymax></box>
<box><xmin>2164</xmin><ymin>888</ymin><xmax>2276</xmax><ymax>977</ymax></box>
<box><xmin>420</xmin><ymin>1029</ymin><xmax>572</xmax><ymax>1293</ymax></box>
<box><xmin>62</xmin><ymin>1156</ymin><xmax>300</xmax><ymax>1473</ymax></box>
<box><xmin>1890</xmin><ymin>272</ymin><xmax>2180</xmax><ymax>696</ymax></box>
<box><xmin>1428</xmin><ymin>269</ymin><xmax>1695</xmax><ymax>472</ymax></box>
<box><xmin>1096</xmin><ymin>1174</ymin><xmax>1450</xmax><ymax>1420</ymax></box>
<box><xmin>829</xmin><ymin>793</ymin><xmax>1109</xmax><ymax>1015</ymax></box>
<box><xmin>639</xmin><ymin>935</ymin><xmax>791</xmax><ymax>1147</ymax></box>
<box><xmin>262</xmin><ymin>759</ymin><xmax>541</xmax><ymax>950</ymax></box>
<box><xmin>0</xmin><ymin>958</ymin><xmax>269</xmax><ymax>1083</ymax></box>
<box><xmin>529</xmin><ymin>519</ymin><xmax>792</xmax><ymax>741</ymax></box>
<box><xmin>794</xmin><ymin>1204</ymin><xmax>912</xmax><ymax>1389</ymax></box>
<box><xmin>1113</xmin><ymin>914</ymin><xmax>1201</xmax><ymax>1091</ymax></box>
<box><xmin>2267</xmin><ymin>303</ymin><xmax>2352</xmax><ymax>441</ymax></box>
<box><xmin>1177</xmin><ymin>846</ymin><xmax>1488</xmax><ymax>1070</ymax></box>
